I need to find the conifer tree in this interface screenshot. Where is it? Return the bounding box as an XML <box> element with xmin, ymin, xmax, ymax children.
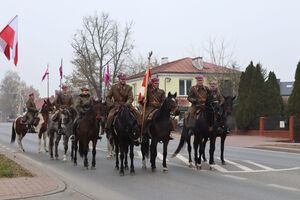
<box><xmin>286</xmin><ymin>61</ymin><xmax>300</xmax><ymax>118</ymax></box>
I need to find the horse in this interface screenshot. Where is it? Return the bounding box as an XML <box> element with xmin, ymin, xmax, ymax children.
<box><xmin>11</xmin><ymin>99</ymin><xmax>53</xmax><ymax>153</ymax></box>
<box><xmin>141</xmin><ymin>92</ymin><xmax>178</xmax><ymax>172</ymax></box>
<box><xmin>172</xmin><ymin>91</ymin><xmax>216</xmax><ymax>170</ymax></box>
<box><xmin>73</xmin><ymin>101</ymin><xmax>107</xmax><ymax>169</ymax></box>
<box><xmin>202</xmin><ymin>96</ymin><xmax>235</xmax><ymax>164</ymax></box>
<box><xmin>112</xmin><ymin>104</ymin><xmax>140</xmax><ymax>176</ymax></box>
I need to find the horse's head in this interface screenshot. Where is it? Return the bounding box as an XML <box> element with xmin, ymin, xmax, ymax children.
<box><xmin>61</xmin><ymin>107</ymin><xmax>76</xmax><ymax>129</ymax></box>
<box><xmin>165</xmin><ymin>92</ymin><xmax>178</xmax><ymax>112</ymax></box>
<box><xmin>93</xmin><ymin>100</ymin><xmax>107</xmax><ymax>120</ymax></box>
<box><xmin>118</xmin><ymin>105</ymin><xmax>140</xmax><ymax>141</ymax></box>
<box><xmin>42</xmin><ymin>99</ymin><xmax>54</xmax><ymax>114</ymax></box>
<box><xmin>222</xmin><ymin>95</ymin><xmax>235</xmax><ymax>115</ymax></box>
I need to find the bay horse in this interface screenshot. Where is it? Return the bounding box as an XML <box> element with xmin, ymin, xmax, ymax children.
<box><xmin>172</xmin><ymin>91</ymin><xmax>216</xmax><ymax>170</ymax></box>
<box><xmin>112</xmin><ymin>104</ymin><xmax>140</xmax><ymax>176</ymax></box>
<box><xmin>141</xmin><ymin>92</ymin><xmax>178</xmax><ymax>172</ymax></box>
<box><xmin>73</xmin><ymin>101</ymin><xmax>107</xmax><ymax>169</ymax></box>
<box><xmin>11</xmin><ymin>100</ymin><xmax>53</xmax><ymax>153</ymax></box>
<box><xmin>202</xmin><ymin>96</ymin><xmax>235</xmax><ymax>164</ymax></box>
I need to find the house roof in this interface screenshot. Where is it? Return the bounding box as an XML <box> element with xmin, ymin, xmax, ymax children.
<box><xmin>280</xmin><ymin>81</ymin><xmax>294</xmax><ymax>96</ymax></box>
<box><xmin>127</xmin><ymin>57</ymin><xmax>238</xmax><ymax>80</ymax></box>
<box><xmin>35</xmin><ymin>96</ymin><xmax>55</xmax><ymax>109</ymax></box>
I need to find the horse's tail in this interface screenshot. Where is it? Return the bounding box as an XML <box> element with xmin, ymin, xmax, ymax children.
<box><xmin>172</xmin><ymin>126</ymin><xmax>188</xmax><ymax>157</ymax></box>
<box><xmin>141</xmin><ymin>136</ymin><xmax>150</xmax><ymax>159</ymax></box>
<box><xmin>11</xmin><ymin>121</ymin><xmax>16</xmax><ymax>144</ymax></box>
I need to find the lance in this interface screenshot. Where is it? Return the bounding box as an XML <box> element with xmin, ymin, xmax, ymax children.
<box><xmin>60</xmin><ymin>58</ymin><xmax>63</xmax><ymax>94</ymax></box>
<box><xmin>47</xmin><ymin>64</ymin><xmax>49</xmax><ymax>99</ymax></box>
<box><xmin>140</xmin><ymin>51</ymin><xmax>152</xmax><ymax>140</ymax></box>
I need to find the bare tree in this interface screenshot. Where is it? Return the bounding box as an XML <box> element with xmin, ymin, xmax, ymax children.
<box><xmin>70</xmin><ymin>12</ymin><xmax>134</xmax><ymax>98</ymax></box>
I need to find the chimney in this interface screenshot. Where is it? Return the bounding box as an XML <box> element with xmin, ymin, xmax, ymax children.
<box><xmin>192</xmin><ymin>57</ymin><xmax>203</xmax><ymax>70</ymax></box>
<box><xmin>161</xmin><ymin>57</ymin><xmax>169</xmax><ymax>65</ymax></box>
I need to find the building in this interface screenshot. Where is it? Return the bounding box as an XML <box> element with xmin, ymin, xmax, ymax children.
<box><xmin>279</xmin><ymin>81</ymin><xmax>294</xmax><ymax>103</ymax></box>
<box><xmin>126</xmin><ymin>57</ymin><xmax>239</xmax><ymax>110</ymax></box>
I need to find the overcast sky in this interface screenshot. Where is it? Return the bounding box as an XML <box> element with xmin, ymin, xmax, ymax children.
<box><xmin>0</xmin><ymin>0</ymin><xmax>299</xmax><ymax>98</ymax></box>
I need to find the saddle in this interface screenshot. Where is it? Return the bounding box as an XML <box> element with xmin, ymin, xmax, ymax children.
<box><xmin>21</xmin><ymin>115</ymin><xmax>28</xmax><ymax>124</ymax></box>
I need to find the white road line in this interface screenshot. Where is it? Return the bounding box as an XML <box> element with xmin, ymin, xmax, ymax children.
<box><xmin>224</xmin><ymin>159</ymin><xmax>254</xmax><ymax>172</ymax></box>
<box><xmin>136</xmin><ymin>150</ymin><xmax>143</xmax><ymax>159</ymax></box>
<box><xmin>243</xmin><ymin>160</ymin><xmax>274</xmax><ymax>170</ymax></box>
<box><xmin>222</xmin><ymin>174</ymin><xmax>247</xmax><ymax>180</ymax></box>
<box><xmin>157</xmin><ymin>152</ymin><xmax>169</xmax><ymax>162</ymax></box>
<box><xmin>267</xmin><ymin>184</ymin><xmax>300</xmax><ymax>192</ymax></box>
<box><xmin>213</xmin><ymin>164</ymin><xmax>228</xmax><ymax>173</ymax></box>
<box><xmin>175</xmin><ymin>154</ymin><xmax>190</xmax><ymax>165</ymax></box>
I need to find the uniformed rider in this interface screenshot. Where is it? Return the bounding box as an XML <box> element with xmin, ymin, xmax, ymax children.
<box><xmin>23</xmin><ymin>93</ymin><xmax>38</xmax><ymax>133</ymax></box>
<box><xmin>105</xmin><ymin>74</ymin><xmax>142</xmax><ymax>134</ymax></box>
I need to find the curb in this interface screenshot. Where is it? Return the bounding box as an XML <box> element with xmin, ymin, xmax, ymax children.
<box><xmin>248</xmin><ymin>146</ymin><xmax>300</xmax><ymax>154</ymax></box>
<box><xmin>0</xmin><ymin>147</ymin><xmax>67</xmax><ymax>200</ymax></box>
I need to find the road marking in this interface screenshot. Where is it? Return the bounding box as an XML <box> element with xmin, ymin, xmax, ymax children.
<box><xmin>213</xmin><ymin>164</ymin><xmax>228</xmax><ymax>173</ymax></box>
<box><xmin>224</xmin><ymin>159</ymin><xmax>254</xmax><ymax>172</ymax></box>
<box><xmin>157</xmin><ymin>152</ymin><xmax>169</xmax><ymax>161</ymax></box>
<box><xmin>222</xmin><ymin>174</ymin><xmax>247</xmax><ymax>180</ymax></box>
<box><xmin>243</xmin><ymin>160</ymin><xmax>274</xmax><ymax>170</ymax></box>
<box><xmin>175</xmin><ymin>154</ymin><xmax>190</xmax><ymax>165</ymax></box>
<box><xmin>267</xmin><ymin>184</ymin><xmax>300</xmax><ymax>192</ymax></box>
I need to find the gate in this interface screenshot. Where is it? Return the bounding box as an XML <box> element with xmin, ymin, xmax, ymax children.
<box><xmin>294</xmin><ymin>118</ymin><xmax>300</xmax><ymax>143</ymax></box>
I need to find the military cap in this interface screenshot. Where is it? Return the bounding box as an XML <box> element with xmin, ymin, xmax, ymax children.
<box><xmin>80</xmin><ymin>87</ymin><xmax>89</xmax><ymax>91</ymax></box>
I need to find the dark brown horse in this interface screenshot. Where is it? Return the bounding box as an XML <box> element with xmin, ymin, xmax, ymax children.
<box><xmin>141</xmin><ymin>92</ymin><xmax>178</xmax><ymax>172</ymax></box>
<box><xmin>73</xmin><ymin>101</ymin><xmax>107</xmax><ymax>169</ymax></box>
<box><xmin>11</xmin><ymin>99</ymin><xmax>53</xmax><ymax>153</ymax></box>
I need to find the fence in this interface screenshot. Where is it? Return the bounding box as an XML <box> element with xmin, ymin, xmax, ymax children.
<box><xmin>295</xmin><ymin>118</ymin><xmax>300</xmax><ymax>143</ymax></box>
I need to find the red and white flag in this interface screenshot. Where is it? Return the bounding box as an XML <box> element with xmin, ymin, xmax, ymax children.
<box><xmin>0</xmin><ymin>15</ymin><xmax>18</xmax><ymax>66</ymax></box>
<box><xmin>42</xmin><ymin>68</ymin><xmax>49</xmax><ymax>81</ymax></box>
<box><xmin>138</xmin><ymin>69</ymin><xmax>151</xmax><ymax>101</ymax></box>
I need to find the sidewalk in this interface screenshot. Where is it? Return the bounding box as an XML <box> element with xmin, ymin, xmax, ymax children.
<box><xmin>0</xmin><ymin>148</ymin><xmax>65</xmax><ymax>200</ymax></box>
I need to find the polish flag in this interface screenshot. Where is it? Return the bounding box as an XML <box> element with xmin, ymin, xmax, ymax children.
<box><xmin>42</xmin><ymin>68</ymin><xmax>49</xmax><ymax>81</ymax></box>
<box><xmin>138</xmin><ymin>69</ymin><xmax>151</xmax><ymax>101</ymax></box>
<box><xmin>105</xmin><ymin>65</ymin><xmax>109</xmax><ymax>85</ymax></box>
<box><xmin>0</xmin><ymin>15</ymin><xmax>18</xmax><ymax>66</ymax></box>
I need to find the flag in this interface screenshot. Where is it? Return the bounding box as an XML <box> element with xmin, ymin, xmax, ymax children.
<box><xmin>59</xmin><ymin>65</ymin><xmax>62</xmax><ymax>79</ymax></box>
<box><xmin>105</xmin><ymin>65</ymin><xmax>109</xmax><ymax>85</ymax></box>
<box><xmin>42</xmin><ymin>68</ymin><xmax>49</xmax><ymax>81</ymax></box>
<box><xmin>0</xmin><ymin>15</ymin><xmax>18</xmax><ymax>66</ymax></box>
<box><xmin>138</xmin><ymin>69</ymin><xmax>151</xmax><ymax>101</ymax></box>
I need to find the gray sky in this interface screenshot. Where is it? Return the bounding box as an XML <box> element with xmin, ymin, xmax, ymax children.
<box><xmin>0</xmin><ymin>0</ymin><xmax>299</xmax><ymax>98</ymax></box>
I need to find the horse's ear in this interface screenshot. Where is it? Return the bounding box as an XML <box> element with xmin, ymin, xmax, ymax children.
<box><xmin>174</xmin><ymin>92</ymin><xmax>177</xmax><ymax>97</ymax></box>
<box><xmin>168</xmin><ymin>92</ymin><xmax>171</xmax><ymax>97</ymax></box>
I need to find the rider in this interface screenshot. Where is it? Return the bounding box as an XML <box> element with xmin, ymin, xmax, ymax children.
<box><xmin>53</xmin><ymin>85</ymin><xmax>73</xmax><ymax>134</ymax></box>
<box><xmin>24</xmin><ymin>93</ymin><xmax>38</xmax><ymax>133</ymax></box>
<box><xmin>185</xmin><ymin>75</ymin><xmax>210</xmax><ymax>129</ymax></box>
<box><xmin>209</xmin><ymin>82</ymin><xmax>222</xmax><ymax>104</ymax></box>
<box><xmin>105</xmin><ymin>74</ymin><xmax>142</xmax><ymax>135</ymax></box>
<box><xmin>70</xmin><ymin>87</ymin><xmax>101</xmax><ymax>140</ymax></box>
<box><xmin>139</xmin><ymin>78</ymin><xmax>174</xmax><ymax>139</ymax></box>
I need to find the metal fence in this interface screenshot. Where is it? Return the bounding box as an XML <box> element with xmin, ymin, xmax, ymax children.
<box><xmin>264</xmin><ymin>116</ymin><xmax>289</xmax><ymax>131</ymax></box>
<box><xmin>294</xmin><ymin>118</ymin><xmax>300</xmax><ymax>143</ymax></box>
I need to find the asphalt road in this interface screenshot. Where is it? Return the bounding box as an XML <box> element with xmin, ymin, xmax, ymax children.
<box><xmin>1</xmin><ymin>122</ymin><xmax>300</xmax><ymax>200</ymax></box>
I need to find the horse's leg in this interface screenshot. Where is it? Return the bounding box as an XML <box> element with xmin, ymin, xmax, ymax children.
<box><xmin>162</xmin><ymin>138</ymin><xmax>169</xmax><ymax>172</ymax></box>
<box><xmin>74</xmin><ymin>139</ymin><xmax>78</xmax><ymax>166</ymax></box>
<box><xmin>71</xmin><ymin>139</ymin><xmax>74</xmax><ymax>161</ymax></box>
<box><xmin>221</xmin><ymin>134</ymin><xmax>226</xmax><ymax>165</ymax></box>
<box><xmin>55</xmin><ymin>134</ymin><xmax>62</xmax><ymax>159</ymax></box>
<box><xmin>141</xmin><ymin>136</ymin><xmax>149</xmax><ymax>169</ymax></box>
<box><xmin>43</xmin><ymin>131</ymin><xmax>48</xmax><ymax>152</ymax></box>
<box><xmin>124</xmin><ymin>145</ymin><xmax>129</xmax><ymax>170</ymax></box>
<box><xmin>63</xmin><ymin>135</ymin><xmax>68</xmax><ymax>162</ymax></box>
<box><xmin>49</xmin><ymin>131</ymin><xmax>54</xmax><ymax>159</ymax></box>
<box><xmin>107</xmin><ymin>138</ymin><xmax>112</xmax><ymax>160</ymax></box>
<box><xmin>202</xmin><ymin>137</ymin><xmax>208</xmax><ymax>162</ymax></box>
<box><xmin>129</xmin><ymin>143</ymin><xmax>135</xmax><ymax>175</ymax></box>
<box><xmin>209</xmin><ymin>134</ymin><xmax>216</xmax><ymax>170</ymax></box>
<box><xmin>38</xmin><ymin>132</ymin><xmax>42</xmax><ymax>153</ymax></box>
<box><xmin>91</xmin><ymin>139</ymin><xmax>97</xmax><ymax>169</ymax></box>
<box><xmin>119</xmin><ymin>142</ymin><xmax>125</xmax><ymax>176</ymax></box>
<box><xmin>193</xmin><ymin>134</ymin><xmax>200</xmax><ymax>169</ymax></box>
<box><xmin>84</xmin><ymin>141</ymin><xmax>89</xmax><ymax>169</ymax></box>
<box><xmin>186</xmin><ymin>135</ymin><xmax>193</xmax><ymax>167</ymax></box>
<box><xmin>150</xmin><ymin>139</ymin><xmax>158</xmax><ymax>172</ymax></box>
<box><xmin>115</xmin><ymin>138</ymin><xmax>119</xmax><ymax>170</ymax></box>
<box><xmin>17</xmin><ymin>133</ymin><xmax>25</xmax><ymax>152</ymax></box>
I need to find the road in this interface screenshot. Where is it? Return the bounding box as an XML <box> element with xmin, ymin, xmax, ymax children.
<box><xmin>1</xmin><ymin>122</ymin><xmax>300</xmax><ymax>200</ymax></box>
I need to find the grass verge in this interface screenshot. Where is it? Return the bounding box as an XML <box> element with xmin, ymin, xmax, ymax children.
<box><xmin>0</xmin><ymin>154</ymin><xmax>33</xmax><ymax>178</ymax></box>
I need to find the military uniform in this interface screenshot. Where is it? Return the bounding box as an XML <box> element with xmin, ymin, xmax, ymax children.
<box><xmin>210</xmin><ymin>89</ymin><xmax>222</xmax><ymax>103</ymax></box>
<box><xmin>105</xmin><ymin>83</ymin><xmax>141</xmax><ymax>130</ymax></box>
<box><xmin>139</xmin><ymin>83</ymin><xmax>165</xmax><ymax>132</ymax></box>
<box><xmin>185</xmin><ymin>84</ymin><xmax>209</xmax><ymax>127</ymax></box>
<box><xmin>74</xmin><ymin>93</ymin><xmax>93</xmax><ymax>117</ymax></box>
<box><xmin>54</xmin><ymin>93</ymin><xmax>73</xmax><ymax>109</ymax></box>
<box><xmin>25</xmin><ymin>97</ymin><xmax>37</xmax><ymax>124</ymax></box>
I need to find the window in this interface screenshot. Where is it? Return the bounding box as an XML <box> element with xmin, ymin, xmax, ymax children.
<box><xmin>179</xmin><ymin>80</ymin><xmax>192</xmax><ymax>96</ymax></box>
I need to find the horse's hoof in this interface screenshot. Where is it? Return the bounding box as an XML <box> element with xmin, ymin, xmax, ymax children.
<box><xmin>125</xmin><ymin>166</ymin><xmax>129</xmax><ymax>171</ymax></box>
<box><xmin>91</xmin><ymin>166</ymin><xmax>96</xmax><ymax>170</ymax></box>
<box><xmin>55</xmin><ymin>157</ymin><xmax>59</xmax><ymax>160</ymax></box>
<box><xmin>210</xmin><ymin>165</ymin><xmax>215</xmax><ymax>171</ymax></box>
<box><xmin>107</xmin><ymin>156</ymin><xmax>111</xmax><ymax>160</ymax></box>
<box><xmin>197</xmin><ymin>164</ymin><xmax>201</xmax><ymax>170</ymax></box>
<box><xmin>142</xmin><ymin>164</ymin><xmax>147</xmax><ymax>169</ymax></box>
<box><xmin>130</xmin><ymin>171</ymin><xmax>135</xmax><ymax>176</ymax></box>
<box><xmin>74</xmin><ymin>163</ymin><xmax>77</xmax><ymax>166</ymax></box>
<box><xmin>152</xmin><ymin>168</ymin><xmax>157</xmax><ymax>172</ymax></box>
<box><xmin>63</xmin><ymin>158</ymin><xmax>67</xmax><ymax>162</ymax></box>
<box><xmin>163</xmin><ymin>168</ymin><xmax>168</xmax><ymax>173</ymax></box>
<box><xmin>115</xmin><ymin>166</ymin><xmax>119</xmax><ymax>170</ymax></box>
<box><xmin>39</xmin><ymin>150</ymin><xmax>42</xmax><ymax>154</ymax></box>
<box><xmin>222</xmin><ymin>161</ymin><xmax>226</xmax><ymax>165</ymax></box>
<box><xmin>119</xmin><ymin>171</ymin><xmax>124</xmax><ymax>176</ymax></box>
<box><xmin>189</xmin><ymin>162</ymin><xmax>194</xmax><ymax>168</ymax></box>
<box><xmin>51</xmin><ymin>157</ymin><xmax>54</xmax><ymax>160</ymax></box>
<box><xmin>171</xmin><ymin>153</ymin><xmax>177</xmax><ymax>158</ymax></box>
<box><xmin>202</xmin><ymin>158</ymin><xmax>207</xmax><ymax>162</ymax></box>
<box><xmin>20</xmin><ymin>149</ymin><xmax>25</xmax><ymax>153</ymax></box>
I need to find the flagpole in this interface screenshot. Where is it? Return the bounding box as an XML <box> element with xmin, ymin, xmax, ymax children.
<box><xmin>47</xmin><ymin>64</ymin><xmax>49</xmax><ymax>99</ymax></box>
<box><xmin>140</xmin><ymin>51</ymin><xmax>152</xmax><ymax>140</ymax></box>
<box><xmin>60</xmin><ymin>58</ymin><xmax>62</xmax><ymax>94</ymax></box>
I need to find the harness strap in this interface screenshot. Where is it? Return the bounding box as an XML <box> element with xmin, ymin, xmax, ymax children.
<box><xmin>193</xmin><ymin>86</ymin><xmax>206</xmax><ymax>102</ymax></box>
